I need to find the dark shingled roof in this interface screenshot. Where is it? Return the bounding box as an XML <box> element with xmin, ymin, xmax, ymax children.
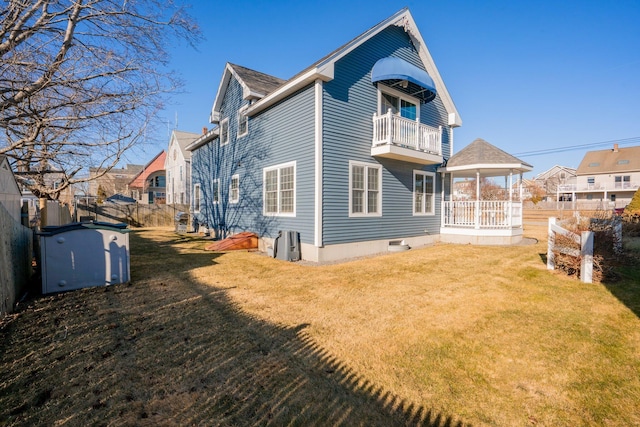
<box><xmin>447</xmin><ymin>138</ymin><xmax>533</xmax><ymax>168</ymax></box>
<box><xmin>229</xmin><ymin>63</ymin><xmax>286</xmax><ymax>96</ymax></box>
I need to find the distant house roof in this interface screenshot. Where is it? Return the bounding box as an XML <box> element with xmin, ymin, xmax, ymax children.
<box><xmin>533</xmin><ymin>165</ymin><xmax>577</xmax><ymax>181</ymax></box>
<box><xmin>106</xmin><ymin>193</ymin><xmax>136</xmax><ymax>204</ymax></box>
<box><xmin>171</xmin><ymin>130</ymin><xmax>201</xmax><ymax>159</ymax></box>
<box><xmin>576</xmin><ymin>144</ymin><xmax>640</xmax><ymax>175</ymax></box>
<box><xmin>129</xmin><ymin>151</ymin><xmax>166</xmax><ymax>189</ymax></box>
<box><xmin>439</xmin><ymin>138</ymin><xmax>533</xmax><ymax>177</ymax></box>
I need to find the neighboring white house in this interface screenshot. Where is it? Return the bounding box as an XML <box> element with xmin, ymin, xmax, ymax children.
<box><xmin>533</xmin><ymin>165</ymin><xmax>577</xmax><ymax>201</ymax></box>
<box><xmin>0</xmin><ymin>155</ymin><xmax>22</xmax><ymax>223</ymax></box>
<box><xmin>165</xmin><ymin>130</ymin><xmax>200</xmax><ymax>205</ymax></box>
<box><xmin>559</xmin><ymin>144</ymin><xmax>640</xmax><ymax>208</ymax></box>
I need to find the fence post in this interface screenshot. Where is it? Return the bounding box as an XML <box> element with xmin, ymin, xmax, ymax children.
<box><xmin>547</xmin><ymin>217</ymin><xmax>556</xmax><ymax>270</ymax></box>
<box><xmin>580</xmin><ymin>231</ymin><xmax>593</xmax><ymax>283</ymax></box>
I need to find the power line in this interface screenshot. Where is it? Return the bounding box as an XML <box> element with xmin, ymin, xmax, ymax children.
<box><xmin>513</xmin><ymin>136</ymin><xmax>640</xmax><ymax>157</ymax></box>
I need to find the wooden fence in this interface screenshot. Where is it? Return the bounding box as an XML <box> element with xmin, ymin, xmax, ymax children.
<box><xmin>547</xmin><ymin>217</ymin><xmax>594</xmax><ymax>283</ymax></box>
<box><xmin>75</xmin><ymin>202</ymin><xmax>189</xmax><ymax>228</ymax></box>
<box><xmin>0</xmin><ymin>202</ymin><xmax>33</xmax><ymax>315</ymax></box>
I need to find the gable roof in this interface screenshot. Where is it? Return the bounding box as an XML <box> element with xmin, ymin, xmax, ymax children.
<box><xmin>170</xmin><ymin>130</ymin><xmax>200</xmax><ymax>159</ymax></box>
<box><xmin>440</xmin><ymin>138</ymin><xmax>533</xmax><ymax>177</ymax></box>
<box><xmin>129</xmin><ymin>151</ymin><xmax>166</xmax><ymax>189</ymax></box>
<box><xmin>210</xmin><ymin>63</ymin><xmax>286</xmax><ymax>122</ymax></box>
<box><xmin>209</xmin><ymin>8</ymin><xmax>461</xmax><ymax>127</ymax></box>
<box><xmin>534</xmin><ymin>165</ymin><xmax>577</xmax><ymax>181</ymax></box>
<box><xmin>576</xmin><ymin>145</ymin><xmax>640</xmax><ymax>175</ymax></box>
<box><xmin>0</xmin><ymin>154</ymin><xmax>21</xmax><ymax>195</ymax></box>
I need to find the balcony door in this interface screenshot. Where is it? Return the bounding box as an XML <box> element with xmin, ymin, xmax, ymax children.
<box><xmin>379</xmin><ymin>86</ymin><xmax>419</xmax><ymax>120</ymax></box>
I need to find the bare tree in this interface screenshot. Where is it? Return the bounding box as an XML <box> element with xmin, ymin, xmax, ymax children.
<box><xmin>0</xmin><ymin>0</ymin><xmax>200</xmax><ymax>199</ymax></box>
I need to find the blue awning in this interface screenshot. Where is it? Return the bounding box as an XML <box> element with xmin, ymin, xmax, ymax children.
<box><xmin>371</xmin><ymin>57</ymin><xmax>437</xmax><ymax>103</ymax></box>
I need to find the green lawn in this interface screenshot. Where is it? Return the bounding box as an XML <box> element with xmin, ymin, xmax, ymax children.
<box><xmin>1</xmin><ymin>226</ymin><xmax>639</xmax><ymax>426</ymax></box>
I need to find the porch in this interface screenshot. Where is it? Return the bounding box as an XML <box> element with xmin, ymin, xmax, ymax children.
<box><xmin>438</xmin><ymin>138</ymin><xmax>533</xmax><ymax>245</ymax></box>
<box><xmin>440</xmin><ymin>200</ymin><xmax>524</xmax><ymax>245</ymax></box>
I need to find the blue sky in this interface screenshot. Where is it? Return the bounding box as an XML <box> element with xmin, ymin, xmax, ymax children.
<box><xmin>138</xmin><ymin>0</ymin><xmax>640</xmax><ymax>177</ymax></box>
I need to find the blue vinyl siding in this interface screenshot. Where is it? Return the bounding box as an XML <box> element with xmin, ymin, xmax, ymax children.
<box><xmin>322</xmin><ymin>25</ymin><xmax>450</xmax><ymax>245</ymax></box>
<box><xmin>191</xmin><ymin>76</ymin><xmax>316</xmax><ymax>243</ymax></box>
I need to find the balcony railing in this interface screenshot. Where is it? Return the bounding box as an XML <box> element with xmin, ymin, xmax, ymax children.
<box><xmin>442</xmin><ymin>201</ymin><xmax>523</xmax><ymax>229</ymax></box>
<box><xmin>558</xmin><ymin>182</ymin><xmax>640</xmax><ymax>192</ymax></box>
<box><xmin>372</xmin><ymin>111</ymin><xmax>442</xmax><ymax>156</ymax></box>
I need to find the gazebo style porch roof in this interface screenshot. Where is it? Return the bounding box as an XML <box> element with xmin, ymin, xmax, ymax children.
<box><xmin>438</xmin><ymin>138</ymin><xmax>533</xmax><ymax>177</ymax></box>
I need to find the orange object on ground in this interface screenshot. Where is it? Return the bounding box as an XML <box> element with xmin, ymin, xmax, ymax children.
<box><xmin>205</xmin><ymin>232</ymin><xmax>258</xmax><ymax>251</ymax></box>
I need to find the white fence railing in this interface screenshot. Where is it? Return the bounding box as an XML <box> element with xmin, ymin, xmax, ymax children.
<box><xmin>547</xmin><ymin>218</ymin><xmax>593</xmax><ymax>283</ymax></box>
<box><xmin>442</xmin><ymin>201</ymin><xmax>522</xmax><ymax>229</ymax></box>
<box><xmin>372</xmin><ymin>111</ymin><xmax>442</xmax><ymax>155</ymax></box>
<box><xmin>558</xmin><ymin>182</ymin><xmax>640</xmax><ymax>192</ymax></box>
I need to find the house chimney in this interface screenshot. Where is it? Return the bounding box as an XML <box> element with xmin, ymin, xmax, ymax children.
<box><xmin>613</xmin><ymin>143</ymin><xmax>619</xmax><ymax>152</ymax></box>
<box><xmin>202</xmin><ymin>127</ymin><xmax>208</xmax><ymax>135</ymax></box>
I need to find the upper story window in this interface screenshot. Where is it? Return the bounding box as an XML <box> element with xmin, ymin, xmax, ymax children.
<box><xmin>349</xmin><ymin>161</ymin><xmax>382</xmax><ymax>217</ymax></box>
<box><xmin>180</xmin><ymin>165</ymin><xmax>183</xmax><ymax>181</ymax></box>
<box><xmin>617</xmin><ymin>159</ymin><xmax>630</xmax><ymax>165</ymax></box>
<box><xmin>237</xmin><ymin>111</ymin><xmax>248</xmax><ymax>137</ymax></box>
<box><xmin>220</xmin><ymin>118</ymin><xmax>229</xmax><ymax>146</ymax></box>
<box><xmin>379</xmin><ymin>85</ymin><xmax>418</xmax><ymax>120</ymax></box>
<box><xmin>614</xmin><ymin>175</ymin><xmax>630</xmax><ymax>189</ymax></box>
<box><xmin>413</xmin><ymin>170</ymin><xmax>435</xmax><ymax>215</ymax></box>
<box><xmin>263</xmin><ymin>162</ymin><xmax>296</xmax><ymax>216</ymax></box>
<box><xmin>588</xmin><ymin>162</ymin><xmax>600</xmax><ymax>167</ymax></box>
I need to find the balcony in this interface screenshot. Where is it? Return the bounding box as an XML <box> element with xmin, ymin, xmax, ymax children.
<box><xmin>558</xmin><ymin>182</ymin><xmax>640</xmax><ymax>193</ymax></box>
<box><xmin>371</xmin><ymin>111</ymin><xmax>442</xmax><ymax>165</ymax></box>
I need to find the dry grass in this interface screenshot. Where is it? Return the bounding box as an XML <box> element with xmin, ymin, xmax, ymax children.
<box><xmin>1</xmin><ymin>225</ymin><xmax>640</xmax><ymax>426</ymax></box>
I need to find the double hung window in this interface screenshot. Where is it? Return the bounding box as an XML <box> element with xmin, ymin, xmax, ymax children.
<box><xmin>349</xmin><ymin>161</ymin><xmax>381</xmax><ymax>217</ymax></box>
<box><xmin>413</xmin><ymin>171</ymin><xmax>435</xmax><ymax>215</ymax></box>
<box><xmin>263</xmin><ymin>162</ymin><xmax>295</xmax><ymax>216</ymax></box>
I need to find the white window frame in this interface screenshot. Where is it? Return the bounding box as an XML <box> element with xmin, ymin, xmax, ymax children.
<box><xmin>212</xmin><ymin>178</ymin><xmax>220</xmax><ymax>204</ymax></box>
<box><xmin>193</xmin><ymin>184</ymin><xmax>201</xmax><ymax>212</ymax></box>
<box><xmin>349</xmin><ymin>160</ymin><xmax>382</xmax><ymax>217</ymax></box>
<box><xmin>220</xmin><ymin>118</ymin><xmax>229</xmax><ymax>146</ymax></box>
<box><xmin>413</xmin><ymin>170</ymin><xmax>436</xmax><ymax>216</ymax></box>
<box><xmin>377</xmin><ymin>84</ymin><xmax>420</xmax><ymax>119</ymax></box>
<box><xmin>263</xmin><ymin>161</ymin><xmax>296</xmax><ymax>217</ymax></box>
<box><xmin>237</xmin><ymin>109</ymin><xmax>248</xmax><ymax>138</ymax></box>
<box><xmin>230</xmin><ymin>174</ymin><xmax>239</xmax><ymax>204</ymax></box>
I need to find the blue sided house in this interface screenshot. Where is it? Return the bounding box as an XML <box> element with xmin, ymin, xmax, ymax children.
<box><xmin>187</xmin><ymin>8</ymin><xmax>529</xmax><ymax>262</ymax></box>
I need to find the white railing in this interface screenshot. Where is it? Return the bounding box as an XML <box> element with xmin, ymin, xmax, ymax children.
<box><xmin>442</xmin><ymin>201</ymin><xmax>523</xmax><ymax>229</ymax></box>
<box><xmin>558</xmin><ymin>182</ymin><xmax>640</xmax><ymax>192</ymax></box>
<box><xmin>372</xmin><ymin>110</ymin><xmax>442</xmax><ymax>155</ymax></box>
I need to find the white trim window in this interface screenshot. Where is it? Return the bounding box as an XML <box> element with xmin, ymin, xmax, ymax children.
<box><xmin>378</xmin><ymin>85</ymin><xmax>419</xmax><ymax>120</ymax></box>
<box><xmin>349</xmin><ymin>161</ymin><xmax>382</xmax><ymax>217</ymax></box>
<box><xmin>263</xmin><ymin>162</ymin><xmax>296</xmax><ymax>216</ymax></box>
<box><xmin>212</xmin><ymin>179</ymin><xmax>220</xmax><ymax>204</ymax></box>
<box><xmin>220</xmin><ymin>118</ymin><xmax>229</xmax><ymax>146</ymax></box>
<box><xmin>230</xmin><ymin>174</ymin><xmax>239</xmax><ymax>203</ymax></box>
<box><xmin>413</xmin><ymin>170</ymin><xmax>435</xmax><ymax>215</ymax></box>
<box><xmin>193</xmin><ymin>184</ymin><xmax>201</xmax><ymax>212</ymax></box>
<box><xmin>237</xmin><ymin>110</ymin><xmax>248</xmax><ymax>137</ymax></box>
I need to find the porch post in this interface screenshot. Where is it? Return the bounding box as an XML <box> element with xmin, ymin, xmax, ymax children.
<box><xmin>440</xmin><ymin>172</ymin><xmax>445</xmax><ymax>227</ymax></box>
<box><xmin>508</xmin><ymin>170</ymin><xmax>513</xmax><ymax>227</ymax></box>
<box><xmin>475</xmin><ymin>171</ymin><xmax>480</xmax><ymax>229</ymax></box>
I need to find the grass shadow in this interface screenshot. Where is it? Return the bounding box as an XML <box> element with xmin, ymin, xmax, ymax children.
<box><xmin>1</xmin><ymin>229</ymin><xmax>468</xmax><ymax>426</ymax></box>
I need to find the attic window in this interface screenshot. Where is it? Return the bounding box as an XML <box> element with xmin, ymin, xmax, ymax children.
<box><xmin>220</xmin><ymin>118</ymin><xmax>229</xmax><ymax>146</ymax></box>
<box><xmin>617</xmin><ymin>159</ymin><xmax>630</xmax><ymax>165</ymax></box>
<box><xmin>588</xmin><ymin>162</ymin><xmax>600</xmax><ymax>167</ymax></box>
